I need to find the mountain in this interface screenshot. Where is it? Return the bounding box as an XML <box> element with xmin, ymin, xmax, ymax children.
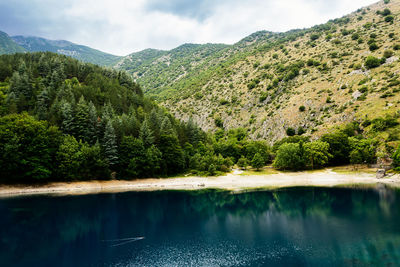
<box><xmin>115</xmin><ymin>0</ymin><xmax>400</xmax><ymax>146</ymax></box>
<box><xmin>115</xmin><ymin>43</ymin><xmax>229</xmax><ymax>96</ymax></box>
<box><xmin>0</xmin><ymin>31</ymin><xmax>26</xmax><ymax>54</ymax></box>
<box><xmin>11</xmin><ymin>35</ymin><xmax>121</xmax><ymax>66</ymax></box>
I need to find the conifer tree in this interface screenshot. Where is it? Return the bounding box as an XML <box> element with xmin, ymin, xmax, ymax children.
<box><xmin>140</xmin><ymin>119</ymin><xmax>155</xmax><ymax>147</ymax></box>
<box><xmin>38</xmin><ymin>54</ymin><xmax>50</xmax><ymax>76</ymax></box>
<box><xmin>160</xmin><ymin>116</ymin><xmax>176</xmax><ymax>137</ymax></box>
<box><xmin>148</xmin><ymin>109</ymin><xmax>161</xmax><ymax>142</ymax></box>
<box><xmin>60</xmin><ymin>101</ymin><xmax>75</xmax><ymax>135</ymax></box>
<box><xmin>87</xmin><ymin>101</ymin><xmax>98</xmax><ymax>145</ymax></box>
<box><xmin>75</xmin><ymin>96</ymin><xmax>90</xmax><ymax>142</ymax></box>
<box><xmin>186</xmin><ymin>116</ymin><xmax>201</xmax><ymax>144</ymax></box>
<box><xmin>103</xmin><ymin>120</ymin><xmax>119</xmax><ymax>169</ymax></box>
<box><xmin>36</xmin><ymin>88</ymin><xmax>50</xmax><ymax>120</ymax></box>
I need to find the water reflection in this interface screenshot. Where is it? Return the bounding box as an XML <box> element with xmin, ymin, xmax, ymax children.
<box><xmin>0</xmin><ymin>187</ymin><xmax>399</xmax><ymax>266</ymax></box>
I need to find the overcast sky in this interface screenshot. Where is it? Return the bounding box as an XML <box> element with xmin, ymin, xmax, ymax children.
<box><xmin>0</xmin><ymin>0</ymin><xmax>378</xmax><ymax>56</ymax></box>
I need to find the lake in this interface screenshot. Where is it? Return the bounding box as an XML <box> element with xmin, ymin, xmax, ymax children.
<box><xmin>1</xmin><ymin>187</ymin><xmax>400</xmax><ymax>266</ymax></box>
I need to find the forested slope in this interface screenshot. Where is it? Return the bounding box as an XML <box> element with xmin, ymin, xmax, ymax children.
<box><xmin>0</xmin><ymin>52</ymin><xmax>277</xmax><ymax>182</ymax></box>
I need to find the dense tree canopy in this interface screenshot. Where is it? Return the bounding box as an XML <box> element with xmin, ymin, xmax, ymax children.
<box><xmin>0</xmin><ymin>53</ymin><xmax>234</xmax><ymax>182</ymax></box>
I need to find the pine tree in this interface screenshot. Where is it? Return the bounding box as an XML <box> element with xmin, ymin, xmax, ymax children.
<box><xmin>140</xmin><ymin>119</ymin><xmax>155</xmax><ymax>147</ymax></box>
<box><xmin>103</xmin><ymin>120</ymin><xmax>118</xmax><ymax>169</ymax></box>
<box><xmin>75</xmin><ymin>96</ymin><xmax>90</xmax><ymax>142</ymax></box>
<box><xmin>160</xmin><ymin>116</ymin><xmax>177</xmax><ymax>136</ymax></box>
<box><xmin>60</xmin><ymin>101</ymin><xmax>75</xmax><ymax>135</ymax></box>
<box><xmin>36</xmin><ymin>88</ymin><xmax>50</xmax><ymax>120</ymax></box>
<box><xmin>9</xmin><ymin>71</ymin><xmax>32</xmax><ymax>107</ymax></box>
<box><xmin>145</xmin><ymin>145</ymin><xmax>162</xmax><ymax>176</ymax></box>
<box><xmin>87</xmin><ymin>101</ymin><xmax>98</xmax><ymax>145</ymax></box>
<box><xmin>38</xmin><ymin>54</ymin><xmax>50</xmax><ymax>76</ymax></box>
<box><xmin>148</xmin><ymin>109</ymin><xmax>161</xmax><ymax>142</ymax></box>
<box><xmin>186</xmin><ymin>116</ymin><xmax>201</xmax><ymax>144</ymax></box>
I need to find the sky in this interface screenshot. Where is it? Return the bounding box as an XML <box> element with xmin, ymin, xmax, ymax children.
<box><xmin>0</xmin><ymin>0</ymin><xmax>378</xmax><ymax>56</ymax></box>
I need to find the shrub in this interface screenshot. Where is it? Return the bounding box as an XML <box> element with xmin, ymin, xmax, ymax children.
<box><xmin>310</xmin><ymin>34</ymin><xmax>320</xmax><ymax>41</ymax></box>
<box><xmin>369</xmin><ymin>43</ymin><xmax>379</xmax><ymax>51</ymax></box>
<box><xmin>370</xmin><ymin>115</ymin><xmax>399</xmax><ymax>132</ymax></box>
<box><xmin>384</xmin><ymin>50</ymin><xmax>394</xmax><ymax>58</ymax></box>
<box><xmin>286</xmin><ymin>127</ymin><xmax>296</xmax><ymax>136</ymax></box>
<box><xmin>219</xmin><ymin>99</ymin><xmax>229</xmax><ymax>105</ymax></box>
<box><xmin>381</xmin><ymin>8</ymin><xmax>391</xmax><ymax>16</ymax></box>
<box><xmin>326</xmin><ymin>97</ymin><xmax>333</xmax><ymax>103</ymax></box>
<box><xmin>247</xmin><ymin>80</ymin><xmax>257</xmax><ymax>90</ymax></box>
<box><xmin>299</xmin><ymin>105</ymin><xmax>306</xmax><ymax>112</ymax></box>
<box><xmin>385</xmin><ymin>15</ymin><xmax>394</xmax><ymax>23</ymax></box>
<box><xmin>214</xmin><ymin>117</ymin><xmax>224</xmax><ymax>128</ymax></box>
<box><xmin>259</xmin><ymin>92</ymin><xmax>268</xmax><ymax>102</ymax></box>
<box><xmin>341</xmin><ymin>29</ymin><xmax>351</xmax><ymax>36</ymax></box>
<box><xmin>365</xmin><ymin>56</ymin><xmax>381</xmax><ymax>69</ymax></box>
<box><xmin>297</xmin><ymin>127</ymin><xmax>306</xmax><ymax>135</ymax></box>
<box><xmin>352</xmin><ymin>33</ymin><xmax>360</xmax><ymax>40</ymax></box>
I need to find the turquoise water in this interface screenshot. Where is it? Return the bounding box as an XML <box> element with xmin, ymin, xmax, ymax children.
<box><xmin>1</xmin><ymin>187</ymin><xmax>400</xmax><ymax>266</ymax></box>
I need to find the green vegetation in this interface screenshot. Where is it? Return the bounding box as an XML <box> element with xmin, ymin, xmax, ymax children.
<box><xmin>365</xmin><ymin>56</ymin><xmax>384</xmax><ymax>69</ymax></box>
<box><xmin>393</xmin><ymin>145</ymin><xmax>400</xmax><ymax>171</ymax></box>
<box><xmin>0</xmin><ymin>52</ymin><xmax>238</xmax><ymax>182</ymax></box>
<box><xmin>272</xmin><ymin>121</ymin><xmax>383</xmax><ymax>171</ymax></box>
<box><xmin>99</xmin><ymin>0</ymin><xmax>400</xmax><ymax>152</ymax></box>
<box><xmin>2</xmin><ymin>0</ymin><xmax>400</xmax><ymax>181</ymax></box>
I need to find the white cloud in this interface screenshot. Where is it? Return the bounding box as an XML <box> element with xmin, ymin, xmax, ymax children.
<box><xmin>1</xmin><ymin>0</ymin><xmax>378</xmax><ymax>56</ymax></box>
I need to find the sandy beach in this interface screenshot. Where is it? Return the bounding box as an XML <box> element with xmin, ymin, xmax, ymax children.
<box><xmin>0</xmin><ymin>167</ymin><xmax>399</xmax><ymax>197</ymax></box>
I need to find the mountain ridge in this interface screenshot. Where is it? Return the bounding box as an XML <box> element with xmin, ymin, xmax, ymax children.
<box><xmin>11</xmin><ymin>35</ymin><xmax>121</xmax><ymax>66</ymax></box>
<box><xmin>0</xmin><ymin>31</ymin><xmax>26</xmax><ymax>55</ymax></box>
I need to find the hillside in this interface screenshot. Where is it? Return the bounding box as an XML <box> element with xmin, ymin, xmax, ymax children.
<box><xmin>1</xmin><ymin>52</ymin><xmax>267</xmax><ymax>181</ymax></box>
<box><xmin>116</xmin><ymin>0</ymin><xmax>400</xmax><ymax>149</ymax></box>
<box><xmin>11</xmin><ymin>35</ymin><xmax>121</xmax><ymax>66</ymax></box>
<box><xmin>0</xmin><ymin>31</ymin><xmax>26</xmax><ymax>54</ymax></box>
<box><xmin>115</xmin><ymin>43</ymin><xmax>230</xmax><ymax>96</ymax></box>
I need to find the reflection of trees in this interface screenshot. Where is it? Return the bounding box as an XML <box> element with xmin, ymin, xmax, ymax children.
<box><xmin>0</xmin><ymin>188</ymin><xmax>399</xmax><ymax>265</ymax></box>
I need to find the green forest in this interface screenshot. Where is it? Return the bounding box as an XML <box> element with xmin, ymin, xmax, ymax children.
<box><xmin>0</xmin><ymin>52</ymin><xmax>399</xmax><ymax>184</ymax></box>
<box><xmin>0</xmin><ymin>52</ymin><xmax>274</xmax><ymax>182</ymax></box>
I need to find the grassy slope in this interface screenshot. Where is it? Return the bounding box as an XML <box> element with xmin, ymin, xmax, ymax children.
<box><xmin>115</xmin><ymin>43</ymin><xmax>231</xmax><ymax>96</ymax></box>
<box><xmin>116</xmin><ymin>0</ymin><xmax>400</xmax><ymax>148</ymax></box>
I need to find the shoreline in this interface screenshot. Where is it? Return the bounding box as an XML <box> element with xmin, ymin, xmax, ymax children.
<box><xmin>1</xmin><ymin>167</ymin><xmax>399</xmax><ymax>197</ymax></box>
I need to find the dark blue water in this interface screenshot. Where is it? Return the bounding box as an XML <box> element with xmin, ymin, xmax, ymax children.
<box><xmin>1</xmin><ymin>187</ymin><xmax>400</xmax><ymax>266</ymax></box>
